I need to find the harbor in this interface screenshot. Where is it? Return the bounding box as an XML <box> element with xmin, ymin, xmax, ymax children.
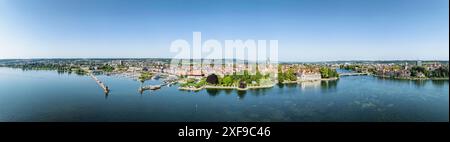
<box><xmin>138</xmin><ymin>74</ymin><xmax>178</xmax><ymax>93</ymax></box>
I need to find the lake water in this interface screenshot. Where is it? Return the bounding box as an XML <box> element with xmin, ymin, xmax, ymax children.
<box><xmin>0</xmin><ymin>67</ymin><xmax>448</xmax><ymax>122</ymax></box>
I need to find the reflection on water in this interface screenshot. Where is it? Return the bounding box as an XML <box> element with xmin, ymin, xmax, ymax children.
<box><xmin>412</xmin><ymin>80</ymin><xmax>427</xmax><ymax>87</ymax></box>
<box><xmin>297</xmin><ymin>80</ymin><xmax>338</xmax><ymax>93</ymax></box>
<box><xmin>320</xmin><ymin>80</ymin><xmax>338</xmax><ymax>93</ymax></box>
<box><xmin>299</xmin><ymin>81</ymin><xmax>321</xmax><ymax>90</ymax></box>
<box><xmin>206</xmin><ymin>89</ymin><xmax>220</xmax><ymax>96</ymax></box>
<box><xmin>285</xmin><ymin>83</ymin><xmax>297</xmax><ymax>89</ymax></box>
<box><xmin>376</xmin><ymin>77</ymin><xmax>440</xmax><ymax>88</ymax></box>
<box><xmin>277</xmin><ymin>83</ymin><xmax>285</xmax><ymax>88</ymax></box>
<box><xmin>249</xmin><ymin>88</ymin><xmax>271</xmax><ymax>97</ymax></box>
<box><xmin>237</xmin><ymin>90</ymin><xmax>246</xmax><ymax>100</ymax></box>
<box><xmin>432</xmin><ymin>80</ymin><xmax>447</xmax><ymax>87</ymax></box>
<box><xmin>224</xmin><ymin>89</ymin><xmax>233</xmax><ymax>95</ymax></box>
<box><xmin>0</xmin><ymin>67</ymin><xmax>448</xmax><ymax>122</ymax></box>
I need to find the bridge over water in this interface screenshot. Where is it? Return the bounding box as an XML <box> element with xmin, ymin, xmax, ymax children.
<box><xmin>339</xmin><ymin>72</ymin><xmax>371</xmax><ymax>76</ymax></box>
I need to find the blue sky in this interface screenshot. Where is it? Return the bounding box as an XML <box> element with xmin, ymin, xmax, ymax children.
<box><xmin>0</xmin><ymin>0</ymin><xmax>448</xmax><ymax>61</ymax></box>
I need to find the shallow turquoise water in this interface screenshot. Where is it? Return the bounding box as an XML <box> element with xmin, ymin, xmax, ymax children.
<box><xmin>0</xmin><ymin>67</ymin><xmax>448</xmax><ymax>122</ymax></box>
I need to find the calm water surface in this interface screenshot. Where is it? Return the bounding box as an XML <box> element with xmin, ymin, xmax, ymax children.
<box><xmin>0</xmin><ymin>67</ymin><xmax>448</xmax><ymax>122</ymax></box>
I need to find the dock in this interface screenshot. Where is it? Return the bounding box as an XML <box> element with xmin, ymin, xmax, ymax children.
<box><xmin>90</xmin><ymin>74</ymin><xmax>110</xmax><ymax>94</ymax></box>
<box><xmin>139</xmin><ymin>85</ymin><xmax>161</xmax><ymax>92</ymax></box>
<box><xmin>138</xmin><ymin>75</ymin><xmax>178</xmax><ymax>93</ymax></box>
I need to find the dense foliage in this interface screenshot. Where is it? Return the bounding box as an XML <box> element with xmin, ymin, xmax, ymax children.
<box><xmin>180</xmin><ymin>69</ymin><xmax>270</xmax><ymax>88</ymax></box>
<box><xmin>430</xmin><ymin>67</ymin><xmax>449</xmax><ymax>78</ymax></box>
<box><xmin>319</xmin><ymin>67</ymin><xmax>339</xmax><ymax>78</ymax></box>
<box><xmin>138</xmin><ymin>72</ymin><xmax>153</xmax><ymax>82</ymax></box>
<box><xmin>98</xmin><ymin>64</ymin><xmax>115</xmax><ymax>72</ymax></box>
<box><xmin>410</xmin><ymin>66</ymin><xmax>428</xmax><ymax>77</ymax></box>
<box><xmin>411</xmin><ymin>66</ymin><xmax>449</xmax><ymax>78</ymax></box>
<box><xmin>206</xmin><ymin>74</ymin><xmax>219</xmax><ymax>85</ymax></box>
<box><xmin>277</xmin><ymin>65</ymin><xmax>297</xmax><ymax>83</ymax></box>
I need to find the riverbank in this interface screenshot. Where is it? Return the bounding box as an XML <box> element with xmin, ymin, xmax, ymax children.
<box><xmin>374</xmin><ymin>75</ymin><xmax>449</xmax><ymax>81</ymax></box>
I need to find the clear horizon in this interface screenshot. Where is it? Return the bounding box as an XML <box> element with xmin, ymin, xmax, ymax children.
<box><xmin>0</xmin><ymin>57</ymin><xmax>448</xmax><ymax>63</ymax></box>
<box><xmin>1</xmin><ymin>0</ymin><xmax>449</xmax><ymax>61</ymax></box>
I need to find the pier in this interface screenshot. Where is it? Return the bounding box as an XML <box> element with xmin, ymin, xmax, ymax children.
<box><xmin>138</xmin><ymin>75</ymin><xmax>178</xmax><ymax>93</ymax></box>
<box><xmin>90</xmin><ymin>74</ymin><xmax>110</xmax><ymax>94</ymax></box>
<box><xmin>139</xmin><ymin>85</ymin><xmax>161</xmax><ymax>93</ymax></box>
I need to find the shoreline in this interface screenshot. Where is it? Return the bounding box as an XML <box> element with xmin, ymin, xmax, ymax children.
<box><xmin>373</xmin><ymin>75</ymin><xmax>449</xmax><ymax>81</ymax></box>
<box><xmin>178</xmin><ymin>83</ymin><xmax>276</xmax><ymax>91</ymax></box>
<box><xmin>179</xmin><ymin>77</ymin><xmax>342</xmax><ymax>91</ymax></box>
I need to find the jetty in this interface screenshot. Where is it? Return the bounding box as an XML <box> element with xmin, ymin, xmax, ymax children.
<box><xmin>139</xmin><ymin>85</ymin><xmax>161</xmax><ymax>92</ymax></box>
<box><xmin>90</xmin><ymin>74</ymin><xmax>110</xmax><ymax>94</ymax></box>
<box><xmin>138</xmin><ymin>75</ymin><xmax>178</xmax><ymax>93</ymax></box>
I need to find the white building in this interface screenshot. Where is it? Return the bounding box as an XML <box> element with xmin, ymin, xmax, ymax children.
<box><xmin>297</xmin><ymin>72</ymin><xmax>321</xmax><ymax>81</ymax></box>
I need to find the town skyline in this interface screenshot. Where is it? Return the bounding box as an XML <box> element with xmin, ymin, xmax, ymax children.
<box><xmin>0</xmin><ymin>57</ymin><xmax>448</xmax><ymax>62</ymax></box>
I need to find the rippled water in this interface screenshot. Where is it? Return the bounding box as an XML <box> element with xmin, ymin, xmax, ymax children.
<box><xmin>0</xmin><ymin>67</ymin><xmax>448</xmax><ymax>122</ymax></box>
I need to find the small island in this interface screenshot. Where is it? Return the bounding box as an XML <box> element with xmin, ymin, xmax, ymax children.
<box><xmin>178</xmin><ymin>69</ymin><xmax>276</xmax><ymax>91</ymax></box>
<box><xmin>177</xmin><ymin>64</ymin><xmax>340</xmax><ymax>91</ymax></box>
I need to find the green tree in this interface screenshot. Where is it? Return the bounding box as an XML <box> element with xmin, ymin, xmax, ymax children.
<box><xmin>320</xmin><ymin>67</ymin><xmax>329</xmax><ymax>78</ymax></box>
<box><xmin>410</xmin><ymin>66</ymin><xmax>429</xmax><ymax>77</ymax></box>
<box><xmin>99</xmin><ymin>64</ymin><xmax>115</xmax><ymax>72</ymax></box>
<box><xmin>138</xmin><ymin>72</ymin><xmax>153</xmax><ymax>82</ymax></box>
<box><xmin>320</xmin><ymin>67</ymin><xmax>338</xmax><ymax>78</ymax></box>
<box><xmin>222</xmin><ymin>76</ymin><xmax>234</xmax><ymax>86</ymax></box>
<box><xmin>430</xmin><ymin>67</ymin><xmax>449</xmax><ymax>78</ymax></box>
<box><xmin>277</xmin><ymin>65</ymin><xmax>285</xmax><ymax>83</ymax></box>
<box><xmin>286</xmin><ymin>68</ymin><xmax>297</xmax><ymax>81</ymax></box>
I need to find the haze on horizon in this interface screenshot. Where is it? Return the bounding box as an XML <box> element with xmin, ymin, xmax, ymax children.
<box><xmin>0</xmin><ymin>0</ymin><xmax>449</xmax><ymax>62</ymax></box>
